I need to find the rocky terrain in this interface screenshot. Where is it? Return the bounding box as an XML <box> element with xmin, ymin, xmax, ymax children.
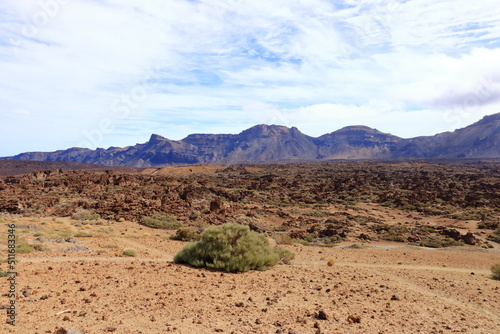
<box><xmin>0</xmin><ymin>161</ymin><xmax>136</xmax><ymax>179</ymax></box>
<box><xmin>0</xmin><ymin>161</ymin><xmax>499</xmax><ymax>333</ymax></box>
<box><xmin>1</xmin><ymin>113</ymin><xmax>499</xmax><ymax>167</ymax></box>
<box><xmin>0</xmin><ymin>162</ymin><xmax>499</xmax><ymax>247</ymax></box>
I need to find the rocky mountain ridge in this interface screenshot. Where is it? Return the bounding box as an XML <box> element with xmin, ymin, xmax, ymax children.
<box><xmin>1</xmin><ymin>113</ymin><xmax>498</xmax><ymax>167</ymax></box>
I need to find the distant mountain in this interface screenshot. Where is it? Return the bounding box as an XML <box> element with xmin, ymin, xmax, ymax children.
<box><xmin>1</xmin><ymin>113</ymin><xmax>498</xmax><ymax>167</ymax></box>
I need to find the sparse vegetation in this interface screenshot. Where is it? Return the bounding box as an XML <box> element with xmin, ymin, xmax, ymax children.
<box><xmin>171</xmin><ymin>228</ymin><xmax>201</xmax><ymax>241</ymax></box>
<box><xmin>16</xmin><ymin>239</ymin><xmax>35</xmax><ymax>253</ymax></box>
<box><xmin>491</xmin><ymin>264</ymin><xmax>500</xmax><ymax>280</ymax></box>
<box><xmin>274</xmin><ymin>247</ymin><xmax>295</xmax><ymax>264</ymax></box>
<box><xmin>174</xmin><ymin>223</ymin><xmax>291</xmax><ymax>272</ymax></box>
<box><xmin>272</xmin><ymin>233</ymin><xmax>294</xmax><ymax>245</ymax></box>
<box><xmin>74</xmin><ymin>232</ymin><xmax>94</xmax><ymax>237</ymax></box>
<box><xmin>33</xmin><ymin>243</ymin><xmax>50</xmax><ymax>252</ymax></box>
<box><xmin>72</xmin><ymin>208</ymin><xmax>100</xmax><ymax>221</ymax></box>
<box><xmin>140</xmin><ymin>213</ymin><xmax>182</xmax><ymax>230</ymax></box>
<box><xmin>122</xmin><ymin>249</ymin><xmax>137</xmax><ymax>257</ymax></box>
<box><xmin>102</xmin><ymin>244</ymin><xmax>119</xmax><ymax>249</ymax></box>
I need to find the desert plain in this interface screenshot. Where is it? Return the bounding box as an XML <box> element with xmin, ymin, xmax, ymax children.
<box><xmin>0</xmin><ymin>161</ymin><xmax>499</xmax><ymax>334</ymax></box>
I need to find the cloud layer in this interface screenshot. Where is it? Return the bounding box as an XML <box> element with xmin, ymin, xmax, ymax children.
<box><xmin>1</xmin><ymin>0</ymin><xmax>500</xmax><ymax>155</ymax></box>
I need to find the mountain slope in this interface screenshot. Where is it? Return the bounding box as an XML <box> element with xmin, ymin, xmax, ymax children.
<box><xmin>1</xmin><ymin>113</ymin><xmax>498</xmax><ymax>167</ymax></box>
<box><xmin>396</xmin><ymin>113</ymin><xmax>499</xmax><ymax>158</ymax></box>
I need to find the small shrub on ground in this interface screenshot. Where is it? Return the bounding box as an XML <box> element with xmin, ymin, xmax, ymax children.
<box><xmin>171</xmin><ymin>228</ymin><xmax>201</xmax><ymax>242</ymax></box>
<box><xmin>272</xmin><ymin>234</ymin><xmax>294</xmax><ymax>245</ymax></box>
<box><xmin>295</xmin><ymin>239</ymin><xmax>310</xmax><ymax>246</ymax></box>
<box><xmin>191</xmin><ymin>220</ymin><xmax>208</xmax><ymax>232</ymax></box>
<box><xmin>140</xmin><ymin>213</ymin><xmax>182</xmax><ymax>230</ymax></box>
<box><xmin>72</xmin><ymin>208</ymin><xmax>100</xmax><ymax>221</ymax></box>
<box><xmin>16</xmin><ymin>239</ymin><xmax>34</xmax><ymax>254</ymax></box>
<box><xmin>33</xmin><ymin>243</ymin><xmax>50</xmax><ymax>252</ymax></box>
<box><xmin>188</xmin><ymin>210</ymin><xmax>201</xmax><ymax>221</ymax></box>
<box><xmin>74</xmin><ymin>232</ymin><xmax>93</xmax><ymax>237</ymax></box>
<box><xmin>491</xmin><ymin>264</ymin><xmax>500</xmax><ymax>280</ymax></box>
<box><xmin>0</xmin><ymin>270</ymin><xmax>10</xmax><ymax>277</ymax></box>
<box><xmin>122</xmin><ymin>249</ymin><xmax>137</xmax><ymax>257</ymax></box>
<box><xmin>174</xmin><ymin>223</ymin><xmax>291</xmax><ymax>272</ymax></box>
<box><xmin>487</xmin><ymin>228</ymin><xmax>500</xmax><ymax>243</ymax></box>
<box><xmin>102</xmin><ymin>244</ymin><xmax>119</xmax><ymax>249</ymax></box>
<box><xmin>274</xmin><ymin>247</ymin><xmax>295</xmax><ymax>264</ymax></box>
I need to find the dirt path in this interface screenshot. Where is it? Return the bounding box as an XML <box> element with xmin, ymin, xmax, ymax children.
<box><xmin>116</xmin><ymin>237</ymin><xmax>175</xmax><ymax>261</ymax></box>
<box><xmin>368</xmin><ymin>266</ymin><xmax>500</xmax><ymax>322</ymax></box>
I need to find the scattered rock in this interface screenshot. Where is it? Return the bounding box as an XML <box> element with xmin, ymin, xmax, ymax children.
<box><xmin>53</xmin><ymin>328</ymin><xmax>86</xmax><ymax>334</ymax></box>
<box><xmin>347</xmin><ymin>314</ymin><xmax>361</xmax><ymax>324</ymax></box>
<box><xmin>462</xmin><ymin>232</ymin><xmax>477</xmax><ymax>245</ymax></box>
<box><xmin>210</xmin><ymin>199</ymin><xmax>225</xmax><ymax>213</ymax></box>
<box><xmin>315</xmin><ymin>309</ymin><xmax>328</xmax><ymax>320</ymax></box>
<box><xmin>358</xmin><ymin>233</ymin><xmax>371</xmax><ymax>240</ymax></box>
<box><xmin>390</xmin><ymin>295</ymin><xmax>400</xmax><ymax>301</ymax></box>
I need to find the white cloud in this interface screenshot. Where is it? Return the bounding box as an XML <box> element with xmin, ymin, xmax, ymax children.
<box><xmin>1</xmin><ymin>0</ymin><xmax>499</xmax><ymax>155</ymax></box>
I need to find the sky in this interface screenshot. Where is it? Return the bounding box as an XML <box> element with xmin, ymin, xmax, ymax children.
<box><xmin>1</xmin><ymin>0</ymin><xmax>500</xmax><ymax>156</ymax></box>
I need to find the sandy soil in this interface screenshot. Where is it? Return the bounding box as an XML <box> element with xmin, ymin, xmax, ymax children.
<box><xmin>1</xmin><ymin>218</ymin><xmax>499</xmax><ymax>334</ymax></box>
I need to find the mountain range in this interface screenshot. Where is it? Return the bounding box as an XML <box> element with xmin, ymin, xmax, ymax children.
<box><xmin>2</xmin><ymin>113</ymin><xmax>499</xmax><ymax>167</ymax></box>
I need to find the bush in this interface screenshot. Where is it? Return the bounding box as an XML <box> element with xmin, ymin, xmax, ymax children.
<box><xmin>72</xmin><ymin>208</ymin><xmax>100</xmax><ymax>221</ymax></box>
<box><xmin>171</xmin><ymin>228</ymin><xmax>201</xmax><ymax>242</ymax></box>
<box><xmin>140</xmin><ymin>213</ymin><xmax>182</xmax><ymax>230</ymax></box>
<box><xmin>487</xmin><ymin>228</ymin><xmax>500</xmax><ymax>243</ymax></box>
<box><xmin>122</xmin><ymin>249</ymin><xmax>137</xmax><ymax>257</ymax></box>
<box><xmin>272</xmin><ymin>234</ymin><xmax>294</xmax><ymax>245</ymax></box>
<box><xmin>491</xmin><ymin>264</ymin><xmax>500</xmax><ymax>280</ymax></box>
<box><xmin>174</xmin><ymin>223</ymin><xmax>290</xmax><ymax>272</ymax></box>
<box><xmin>74</xmin><ymin>232</ymin><xmax>93</xmax><ymax>237</ymax></box>
<box><xmin>274</xmin><ymin>247</ymin><xmax>295</xmax><ymax>264</ymax></box>
<box><xmin>16</xmin><ymin>240</ymin><xmax>34</xmax><ymax>254</ymax></box>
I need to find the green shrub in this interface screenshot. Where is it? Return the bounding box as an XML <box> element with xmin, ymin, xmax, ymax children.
<box><xmin>272</xmin><ymin>234</ymin><xmax>294</xmax><ymax>245</ymax></box>
<box><xmin>171</xmin><ymin>228</ymin><xmax>201</xmax><ymax>242</ymax></box>
<box><xmin>74</xmin><ymin>232</ymin><xmax>93</xmax><ymax>237</ymax></box>
<box><xmin>72</xmin><ymin>208</ymin><xmax>100</xmax><ymax>221</ymax></box>
<box><xmin>491</xmin><ymin>264</ymin><xmax>500</xmax><ymax>280</ymax></box>
<box><xmin>295</xmin><ymin>239</ymin><xmax>310</xmax><ymax>246</ymax></box>
<box><xmin>191</xmin><ymin>220</ymin><xmax>209</xmax><ymax>232</ymax></box>
<box><xmin>122</xmin><ymin>249</ymin><xmax>137</xmax><ymax>257</ymax></box>
<box><xmin>274</xmin><ymin>247</ymin><xmax>295</xmax><ymax>264</ymax></box>
<box><xmin>140</xmin><ymin>213</ymin><xmax>182</xmax><ymax>230</ymax></box>
<box><xmin>33</xmin><ymin>243</ymin><xmax>50</xmax><ymax>252</ymax></box>
<box><xmin>102</xmin><ymin>244</ymin><xmax>119</xmax><ymax>249</ymax></box>
<box><xmin>0</xmin><ymin>270</ymin><xmax>11</xmax><ymax>277</ymax></box>
<box><xmin>16</xmin><ymin>240</ymin><xmax>34</xmax><ymax>254</ymax></box>
<box><xmin>174</xmin><ymin>223</ymin><xmax>288</xmax><ymax>272</ymax></box>
<box><xmin>487</xmin><ymin>228</ymin><xmax>500</xmax><ymax>243</ymax></box>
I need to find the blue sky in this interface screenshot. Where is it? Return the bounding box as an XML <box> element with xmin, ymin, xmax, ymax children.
<box><xmin>1</xmin><ymin>0</ymin><xmax>500</xmax><ymax>156</ymax></box>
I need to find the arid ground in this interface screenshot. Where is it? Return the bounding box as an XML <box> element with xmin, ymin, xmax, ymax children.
<box><xmin>0</xmin><ymin>161</ymin><xmax>499</xmax><ymax>333</ymax></box>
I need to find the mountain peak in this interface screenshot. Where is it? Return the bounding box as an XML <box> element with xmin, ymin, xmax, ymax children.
<box><xmin>148</xmin><ymin>134</ymin><xmax>167</xmax><ymax>144</ymax></box>
<box><xmin>241</xmin><ymin>124</ymin><xmax>294</xmax><ymax>137</ymax></box>
<box><xmin>335</xmin><ymin>125</ymin><xmax>385</xmax><ymax>134</ymax></box>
